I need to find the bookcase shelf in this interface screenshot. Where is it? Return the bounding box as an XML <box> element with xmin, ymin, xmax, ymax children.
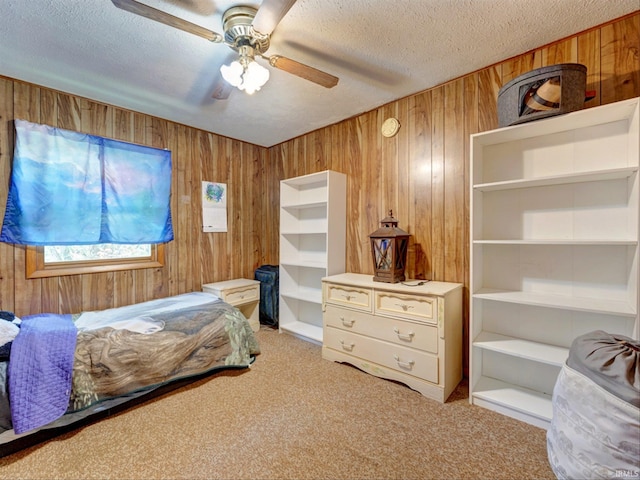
<box><xmin>473</xmin><ymin>166</ymin><xmax>638</xmax><ymax>192</ymax></box>
<box><xmin>469</xmin><ymin>97</ymin><xmax>640</xmax><ymax>429</ymax></box>
<box><xmin>279</xmin><ymin>170</ymin><xmax>347</xmax><ymax>344</ymax></box>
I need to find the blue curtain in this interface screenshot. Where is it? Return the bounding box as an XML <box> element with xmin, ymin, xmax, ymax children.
<box><xmin>0</xmin><ymin>120</ymin><xmax>174</xmax><ymax>245</ymax></box>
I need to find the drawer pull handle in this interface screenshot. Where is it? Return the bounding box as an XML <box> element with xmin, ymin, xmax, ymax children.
<box><xmin>343</xmin><ymin>294</ymin><xmax>353</xmax><ymax>301</ymax></box>
<box><xmin>340</xmin><ymin>340</ymin><xmax>355</xmax><ymax>352</ymax></box>
<box><xmin>393</xmin><ymin>327</ymin><xmax>414</xmax><ymax>342</ymax></box>
<box><xmin>394</xmin><ymin>355</ymin><xmax>414</xmax><ymax>370</ymax></box>
<box><xmin>396</xmin><ymin>303</ymin><xmax>414</xmax><ymax>311</ymax></box>
<box><xmin>340</xmin><ymin>317</ymin><xmax>355</xmax><ymax>327</ymax></box>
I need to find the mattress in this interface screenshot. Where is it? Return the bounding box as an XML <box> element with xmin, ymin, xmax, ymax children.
<box><xmin>0</xmin><ymin>292</ymin><xmax>260</xmax><ymax>456</ymax></box>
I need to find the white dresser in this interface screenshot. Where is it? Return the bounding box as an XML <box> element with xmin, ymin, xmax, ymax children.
<box><xmin>322</xmin><ymin>273</ymin><xmax>463</xmax><ymax>402</ymax></box>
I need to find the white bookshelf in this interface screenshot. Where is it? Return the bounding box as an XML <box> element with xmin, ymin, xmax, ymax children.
<box><xmin>279</xmin><ymin>170</ymin><xmax>347</xmax><ymax>343</ymax></box>
<box><xmin>470</xmin><ymin>97</ymin><xmax>640</xmax><ymax>429</ymax></box>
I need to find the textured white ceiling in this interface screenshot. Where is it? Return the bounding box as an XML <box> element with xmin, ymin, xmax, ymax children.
<box><xmin>0</xmin><ymin>0</ymin><xmax>638</xmax><ymax>147</ymax></box>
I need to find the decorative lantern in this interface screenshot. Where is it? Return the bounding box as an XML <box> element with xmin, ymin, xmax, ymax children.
<box><xmin>369</xmin><ymin>210</ymin><xmax>410</xmax><ymax>283</ymax></box>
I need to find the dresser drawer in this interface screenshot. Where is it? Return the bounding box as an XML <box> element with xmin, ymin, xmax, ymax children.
<box><xmin>225</xmin><ymin>284</ymin><xmax>259</xmax><ymax>305</ymax></box>
<box><xmin>324</xmin><ymin>283</ymin><xmax>372</xmax><ymax>311</ymax></box>
<box><xmin>203</xmin><ymin>283</ymin><xmax>259</xmax><ymax>305</ymax></box>
<box><xmin>374</xmin><ymin>291</ymin><xmax>437</xmax><ymax>324</ymax></box>
<box><xmin>324</xmin><ymin>327</ymin><xmax>439</xmax><ymax>384</ymax></box>
<box><xmin>324</xmin><ymin>304</ymin><xmax>438</xmax><ymax>353</ymax></box>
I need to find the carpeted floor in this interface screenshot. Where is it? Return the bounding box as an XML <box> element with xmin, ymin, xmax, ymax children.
<box><xmin>0</xmin><ymin>327</ymin><xmax>555</xmax><ymax>480</ymax></box>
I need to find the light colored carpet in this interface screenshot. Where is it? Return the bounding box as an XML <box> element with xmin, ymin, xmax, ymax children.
<box><xmin>0</xmin><ymin>327</ymin><xmax>555</xmax><ymax>480</ymax></box>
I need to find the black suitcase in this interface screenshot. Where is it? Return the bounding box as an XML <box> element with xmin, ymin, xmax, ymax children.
<box><xmin>254</xmin><ymin>265</ymin><xmax>279</xmax><ymax>327</ymax></box>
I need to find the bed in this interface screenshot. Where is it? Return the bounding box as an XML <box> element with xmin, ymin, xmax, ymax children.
<box><xmin>546</xmin><ymin>330</ymin><xmax>639</xmax><ymax>479</ymax></box>
<box><xmin>0</xmin><ymin>292</ymin><xmax>260</xmax><ymax>457</ymax></box>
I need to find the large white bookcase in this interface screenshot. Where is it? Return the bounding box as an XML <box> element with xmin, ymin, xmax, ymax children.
<box><xmin>469</xmin><ymin>98</ymin><xmax>639</xmax><ymax>429</ymax></box>
<box><xmin>279</xmin><ymin>170</ymin><xmax>347</xmax><ymax>343</ymax></box>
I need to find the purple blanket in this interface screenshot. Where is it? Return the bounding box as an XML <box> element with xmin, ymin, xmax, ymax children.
<box><xmin>8</xmin><ymin>314</ymin><xmax>77</xmax><ymax>434</ymax></box>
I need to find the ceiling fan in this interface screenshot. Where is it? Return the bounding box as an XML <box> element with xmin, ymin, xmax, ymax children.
<box><xmin>111</xmin><ymin>0</ymin><xmax>339</xmax><ymax>98</ymax></box>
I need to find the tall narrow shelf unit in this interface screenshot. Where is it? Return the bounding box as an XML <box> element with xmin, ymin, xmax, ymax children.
<box><xmin>470</xmin><ymin>98</ymin><xmax>639</xmax><ymax>429</ymax></box>
<box><xmin>279</xmin><ymin>170</ymin><xmax>347</xmax><ymax>343</ymax></box>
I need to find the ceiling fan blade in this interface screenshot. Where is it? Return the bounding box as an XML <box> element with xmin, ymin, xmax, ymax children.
<box><xmin>252</xmin><ymin>0</ymin><xmax>297</xmax><ymax>35</ymax></box>
<box><xmin>111</xmin><ymin>0</ymin><xmax>223</xmax><ymax>42</ymax></box>
<box><xmin>267</xmin><ymin>55</ymin><xmax>339</xmax><ymax>88</ymax></box>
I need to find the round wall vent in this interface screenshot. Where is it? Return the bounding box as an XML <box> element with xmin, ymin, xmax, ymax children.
<box><xmin>381</xmin><ymin>117</ymin><xmax>400</xmax><ymax>137</ymax></box>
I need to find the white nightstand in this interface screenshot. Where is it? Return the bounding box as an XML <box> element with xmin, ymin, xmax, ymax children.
<box><xmin>202</xmin><ymin>279</ymin><xmax>260</xmax><ymax>332</ymax></box>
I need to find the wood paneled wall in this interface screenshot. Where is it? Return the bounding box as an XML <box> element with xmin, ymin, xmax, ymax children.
<box><xmin>272</xmin><ymin>12</ymin><xmax>639</xmax><ymax>281</ymax></box>
<box><xmin>1</xmin><ymin>14</ymin><xmax>638</xmax><ymax>370</ymax></box>
<box><xmin>269</xmin><ymin>12</ymin><xmax>639</xmax><ymax>369</ymax></box>
<box><xmin>0</xmin><ymin>82</ymin><xmax>277</xmax><ymax>316</ymax></box>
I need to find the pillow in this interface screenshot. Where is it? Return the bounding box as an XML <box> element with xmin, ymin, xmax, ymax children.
<box><xmin>0</xmin><ymin>311</ymin><xmax>21</xmax><ymax>361</ymax></box>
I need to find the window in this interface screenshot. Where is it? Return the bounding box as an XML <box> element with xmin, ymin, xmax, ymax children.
<box><xmin>26</xmin><ymin>243</ymin><xmax>165</xmax><ymax>278</ymax></box>
<box><xmin>2</xmin><ymin>120</ymin><xmax>173</xmax><ymax>279</ymax></box>
<box><xmin>44</xmin><ymin>244</ymin><xmax>151</xmax><ymax>262</ymax></box>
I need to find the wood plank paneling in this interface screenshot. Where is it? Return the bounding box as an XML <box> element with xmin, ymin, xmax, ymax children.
<box><xmin>359</xmin><ymin>110</ymin><xmax>381</xmax><ymax>275</ymax></box>
<box><xmin>0</xmin><ymin>82</ymin><xmax>277</xmax><ymax>316</ymax></box>
<box><xmin>429</xmin><ymin>87</ymin><xmax>445</xmax><ymax>282</ymax></box>
<box><xmin>0</xmin><ymin>78</ymin><xmax>14</xmax><ymax>313</ymax></box>
<box><xmin>340</xmin><ymin>118</ymin><xmax>366</xmax><ymax>273</ymax></box>
<box><xmin>477</xmin><ymin>66</ymin><xmax>501</xmax><ymax>132</ymax></box>
<box><xmin>228</xmin><ymin>139</ymin><xmax>242</xmax><ymax>277</ymax></box>
<box><xmin>443</xmin><ymin>79</ymin><xmax>465</xmax><ymax>284</ymax></box>
<box><xmin>267</xmin><ymin>13</ymin><xmax>639</xmax><ymax>376</ymax></box>
<box><xmin>215</xmin><ymin>135</ymin><xmax>233</xmax><ymax>280</ymax></box>
<box><xmin>462</xmin><ymin>72</ymin><xmax>479</xmax><ymax>380</ymax></box>
<box><xmin>12</xmin><ymin>82</ymin><xmax>42</xmax><ymax>315</ymax></box>
<box><xmin>199</xmin><ymin>131</ymin><xmax>216</xmax><ymax>285</ymax></box>
<box><xmin>176</xmin><ymin>123</ymin><xmax>194</xmax><ymax>293</ymax></box>
<box><xmin>601</xmin><ymin>14</ymin><xmax>640</xmax><ymax>103</ymax></box>
<box><xmin>408</xmin><ymin>90</ymin><xmax>432</xmax><ymax>281</ymax></box>
<box><xmin>501</xmin><ymin>52</ymin><xmax>536</xmax><ymax>84</ymax></box>
<box><xmin>541</xmin><ymin>37</ymin><xmax>578</xmax><ymax>65</ymax></box>
<box><xmin>578</xmin><ymin>28</ymin><xmax>602</xmax><ymax>107</ymax></box>
<box><xmin>0</xmin><ymin>15</ymin><xmax>638</xmax><ymax>380</ymax></box>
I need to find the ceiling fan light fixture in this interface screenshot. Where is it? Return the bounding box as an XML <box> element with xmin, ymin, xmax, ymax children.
<box><xmin>220</xmin><ymin>45</ymin><xmax>270</xmax><ymax>95</ymax></box>
<box><xmin>241</xmin><ymin>61</ymin><xmax>270</xmax><ymax>94</ymax></box>
<box><xmin>220</xmin><ymin>61</ymin><xmax>244</xmax><ymax>88</ymax></box>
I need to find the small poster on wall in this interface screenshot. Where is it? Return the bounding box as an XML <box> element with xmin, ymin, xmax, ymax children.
<box><xmin>202</xmin><ymin>181</ymin><xmax>227</xmax><ymax>232</ymax></box>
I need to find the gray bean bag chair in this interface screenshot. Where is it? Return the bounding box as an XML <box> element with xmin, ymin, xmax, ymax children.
<box><xmin>547</xmin><ymin>330</ymin><xmax>639</xmax><ymax>479</ymax></box>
